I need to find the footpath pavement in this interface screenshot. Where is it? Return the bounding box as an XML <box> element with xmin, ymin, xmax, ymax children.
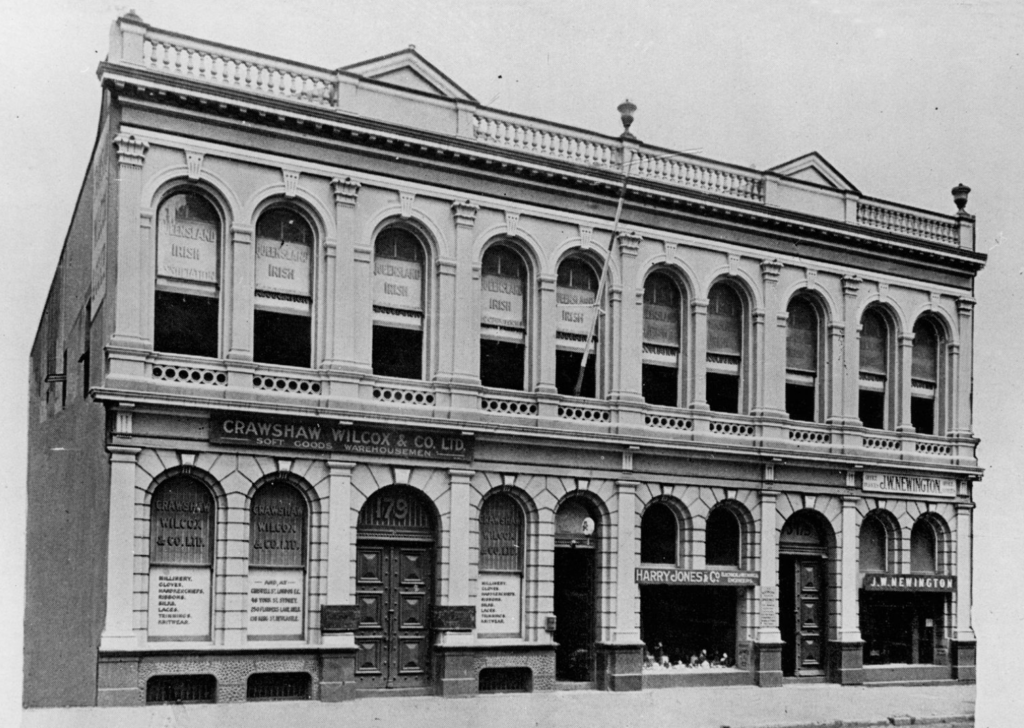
<box><xmin>21</xmin><ymin>682</ymin><xmax>975</xmax><ymax>728</ymax></box>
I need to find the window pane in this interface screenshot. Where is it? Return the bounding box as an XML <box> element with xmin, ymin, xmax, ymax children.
<box><xmin>374</xmin><ymin>229</ymin><xmax>424</xmax><ymax>313</ymax></box>
<box><xmin>641</xmin><ymin>503</ymin><xmax>677</xmax><ymax>564</ymax></box>
<box><xmin>859</xmin><ymin>389</ymin><xmax>885</xmax><ymax>429</ymax></box>
<box><xmin>786</xmin><ymin>298</ymin><xmax>817</xmax><ymax>372</ymax></box>
<box><xmin>555</xmin><ymin>350</ymin><xmax>595</xmax><ymax>398</ymax></box>
<box><xmin>479</xmin><ymin>494</ymin><xmax>524</xmax><ymax>572</ymax></box>
<box><xmin>480</xmin><ymin>339</ymin><xmax>525</xmax><ymax>390</ymax></box>
<box><xmin>150</xmin><ymin>478</ymin><xmax>215</xmax><ymax>566</ymax></box>
<box><xmin>705</xmin><ymin>509</ymin><xmax>740</xmax><ymax>567</ymax></box>
<box><xmin>157</xmin><ymin>193</ymin><xmax>220</xmax><ymax>287</ymax></box>
<box><xmin>786</xmin><ymin>383</ymin><xmax>816</xmax><ymax>422</ymax></box>
<box><xmin>912</xmin><ymin>320</ymin><xmax>938</xmax><ymax>383</ymax></box>
<box><xmin>643</xmin><ymin>273</ymin><xmax>681</xmax><ymax>346</ymax></box>
<box><xmin>910</xmin><ymin>522</ymin><xmax>937</xmax><ymax>573</ymax></box>
<box><xmin>642</xmin><ymin>364</ymin><xmax>677</xmax><ymax>407</ymax></box>
<box><xmin>250</xmin><ymin>482</ymin><xmax>306</xmax><ymax>568</ymax></box>
<box><xmin>707</xmin><ymin>284</ymin><xmax>741</xmax><ymax>355</ymax></box>
<box><xmin>254</xmin><ymin>310</ymin><xmax>310</xmax><ymax>368</ymax></box>
<box><xmin>481</xmin><ymin>245</ymin><xmax>526</xmax><ymax>330</ymax></box>
<box><xmin>255</xmin><ymin>208</ymin><xmax>313</xmax><ymax>305</ymax></box>
<box><xmin>556</xmin><ymin>258</ymin><xmax>597</xmax><ymax>297</ymax></box>
<box><xmin>706</xmin><ymin>372</ymin><xmax>739</xmax><ymax>413</ymax></box>
<box><xmin>373</xmin><ymin>326</ymin><xmax>422</xmax><ymax>379</ymax></box>
<box><xmin>911</xmin><ymin>397</ymin><xmax>935</xmax><ymax>435</ymax></box>
<box><xmin>860</xmin><ymin>310</ymin><xmax>887</xmax><ymax>375</ymax></box>
<box><xmin>154</xmin><ymin>291</ymin><xmax>219</xmax><ymax>358</ymax></box>
<box><xmin>859</xmin><ymin>516</ymin><xmax>887</xmax><ymax>572</ymax></box>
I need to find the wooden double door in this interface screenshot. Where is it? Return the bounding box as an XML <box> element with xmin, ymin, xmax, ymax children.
<box><xmin>354</xmin><ymin>541</ymin><xmax>434</xmax><ymax>691</ymax></box>
<box><xmin>780</xmin><ymin>555</ymin><xmax>827</xmax><ymax>677</ymax></box>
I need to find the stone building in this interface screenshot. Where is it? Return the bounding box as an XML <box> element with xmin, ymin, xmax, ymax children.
<box><xmin>25</xmin><ymin>13</ymin><xmax>983</xmax><ymax>707</ymax></box>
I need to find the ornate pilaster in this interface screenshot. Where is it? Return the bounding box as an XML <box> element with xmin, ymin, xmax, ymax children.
<box><xmin>537</xmin><ymin>274</ymin><xmax>558</xmax><ymax>395</ymax></box>
<box><xmin>690</xmin><ymin>299</ymin><xmax>710</xmax><ymax>409</ymax></box>
<box><xmin>330</xmin><ymin>178</ymin><xmax>365</xmax><ymax>371</ymax></box>
<box><xmin>440</xmin><ymin>201</ymin><xmax>481</xmax><ymax>387</ymax></box>
<box><xmin>757</xmin><ymin>260</ymin><xmax>786</xmax><ymax>417</ymax></box>
<box><xmin>613</xmin><ymin>233</ymin><xmax>643</xmax><ymax>402</ymax></box>
<box><xmin>839</xmin><ymin>276</ymin><xmax>862</xmax><ymax>425</ymax></box>
<box><xmin>110</xmin><ymin>134</ymin><xmax>150</xmax><ymax>349</ymax></box>
<box><xmin>225</xmin><ymin>224</ymin><xmax>253</xmax><ymax>361</ymax></box>
<box><xmin>100</xmin><ymin>446</ymin><xmax>141</xmax><ymax>651</ymax></box>
<box><xmin>897</xmin><ymin>333</ymin><xmax>915</xmax><ymax>432</ymax></box>
<box><xmin>953</xmin><ymin>298</ymin><xmax>975</xmax><ymax>436</ymax></box>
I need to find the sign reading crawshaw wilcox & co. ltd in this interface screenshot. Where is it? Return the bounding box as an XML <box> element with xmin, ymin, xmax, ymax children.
<box><xmin>210</xmin><ymin>412</ymin><xmax>473</xmax><ymax>462</ymax></box>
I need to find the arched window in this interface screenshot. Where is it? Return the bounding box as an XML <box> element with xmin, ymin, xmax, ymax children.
<box><xmin>248</xmin><ymin>481</ymin><xmax>307</xmax><ymax>639</ymax></box>
<box><xmin>641</xmin><ymin>502</ymin><xmax>677</xmax><ymax>564</ymax></box>
<box><xmin>154</xmin><ymin>192</ymin><xmax>221</xmax><ymax>357</ymax></box>
<box><xmin>555</xmin><ymin>256</ymin><xmax>599</xmax><ymax>398</ymax></box>
<box><xmin>642</xmin><ymin>273</ymin><xmax>683</xmax><ymax>407</ymax></box>
<box><xmin>148</xmin><ymin>477</ymin><xmax>215</xmax><ymax>639</ymax></box>
<box><xmin>480</xmin><ymin>245</ymin><xmax>527</xmax><ymax>390</ymax></box>
<box><xmin>910</xmin><ymin>520</ymin><xmax>937</xmax><ymax>574</ymax></box>
<box><xmin>705</xmin><ymin>507</ymin><xmax>741</xmax><ymax>567</ymax></box>
<box><xmin>253</xmin><ymin>208</ymin><xmax>314</xmax><ymax>368</ymax></box>
<box><xmin>859</xmin><ymin>308</ymin><xmax>890</xmax><ymax>429</ymax></box>
<box><xmin>372</xmin><ymin>228</ymin><xmax>425</xmax><ymax>379</ymax></box>
<box><xmin>786</xmin><ymin>297</ymin><xmax>819</xmax><ymax>422</ymax></box>
<box><xmin>478</xmin><ymin>493</ymin><xmax>526</xmax><ymax>636</ymax></box>
<box><xmin>911</xmin><ymin>318</ymin><xmax>940</xmax><ymax>434</ymax></box>
<box><xmin>859</xmin><ymin>515</ymin><xmax>887</xmax><ymax>573</ymax></box>
<box><xmin>707</xmin><ymin>283</ymin><xmax>743</xmax><ymax>413</ymax></box>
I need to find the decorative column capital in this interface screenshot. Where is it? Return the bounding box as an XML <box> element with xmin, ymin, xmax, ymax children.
<box><xmin>327</xmin><ymin>460</ymin><xmax>357</xmax><ymax>476</ymax></box>
<box><xmin>331</xmin><ymin>177</ymin><xmax>361</xmax><ymax>206</ymax></box>
<box><xmin>760</xmin><ymin>259</ymin><xmax>782</xmax><ymax>283</ymax></box>
<box><xmin>451</xmin><ymin>199</ymin><xmax>479</xmax><ymax>228</ymax></box>
<box><xmin>113</xmin><ymin>133</ymin><xmax>149</xmax><ymax>167</ymax></box>
<box><xmin>841</xmin><ymin>275</ymin><xmax>861</xmax><ymax>297</ymax></box>
<box><xmin>898</xmin><ymin>333</ymin><xmax>916</xmax><ymax>347</ymax></box>
<box><xmin>617</xmin><ymin>231</ymin><xmax>642</xmax><ymax>257</ymax></box>
<box><xmin>692</xmin><ymin>298</ymin><xmax>709</xmax><ymax>315</ymax></box>
<box><xmin>956</xmin><ymin>297</ymin><xmax>976</xmax><ymax>317</ymax></box>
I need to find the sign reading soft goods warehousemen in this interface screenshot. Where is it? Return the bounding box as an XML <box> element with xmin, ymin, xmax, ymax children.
<box><xmin>210</xmin><ymin>412</ymin><xmax>473</xmax><ymax>461</ymax></box>
<box><xmin>862</xmin><ymin>473</ymin><xmax>957</xmax><ymax>498</ymax></box>
<box><xmin>862</xmin><ymin>573</ymin><xmax>956</xmax><ymax>592</ymax></box>
<box><xmin>635</xmin><ymin>567</ymin><xmax>760</xmax><ymax>586</ymax></box>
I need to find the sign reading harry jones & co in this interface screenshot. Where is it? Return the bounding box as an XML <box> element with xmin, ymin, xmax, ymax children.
<box><xmin>635</xmin><ymin>567</ymin><xmax>760</xmax><ymax>586</ymax></box>
<box><xmin>210</xmin><ymin>412</ymin><xmax>473</xmax><ymax>462</ymax></box>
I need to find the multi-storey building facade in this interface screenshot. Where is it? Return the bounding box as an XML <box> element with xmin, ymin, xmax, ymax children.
<box><xmin>26</xmin><ymin>13</ymin><xmax>983</xmax><ymax>707</ymax></box>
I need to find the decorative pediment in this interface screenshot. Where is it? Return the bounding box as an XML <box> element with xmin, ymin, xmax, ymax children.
<box><xmin>768</xmin><ymin>152</ymin><xmax>859</xmax><ymax>193</ymax></box>
<box><xmin>340</xmin><ymin>47</ymin><xmax>476</xmax><ymax>103</ymax></box>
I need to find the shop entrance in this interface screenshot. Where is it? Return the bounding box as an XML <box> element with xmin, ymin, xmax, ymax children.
<box><xmin>354</xmin><ymin>486</ymin><xmax>436</xmax><ymax>693</ymax></box>
<box><xmin>554</xmin><ymin>497</ymin><xmax>599</xmax><ymax>682</ymax></box>
<box><xmin>779</xmin><ymin>512</ymin><xmax>830</xmax><ymax>678</ymax></box>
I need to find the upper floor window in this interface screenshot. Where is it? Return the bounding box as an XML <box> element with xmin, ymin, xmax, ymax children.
<box><xmin>555</xmin><ymin>256</ymin><xmax>599</xmax><ymax>398</ymax></box>
<box><xmin>641</xmin><ymin>502</ymin><xmax>678</xmax><ymax>565</ymax></box>
<box><xmin>859</xmin><ymin>514</ymin><xmax>888</xmax><ymax>573</ymax></box>
<box><xmin>372</xmin><ymin>228</ymin><xmax>425</xmax><ymax>379</ymax></box>
<box><xmin>154</xmin><ymin>192</ymin><xmax>221</xmax><ymax>357</ymax></box>
<box><xmin>705</xmin><ymin>507</ymin><xmax>740</xmax><ymax>568</ymax></box>
<box><xmin>480</xmin><ymin>245</ymin><xmax>527</xmax><ymax>390</ymax></box>
<box><xmin>911</xmin><ymin>318</ymin><xmax>941</xmax><ymax>435</ymax></box>
<box><xmin>706</xmin><ymin>283</ymin><xmax>743</xmax><ymax>413</ymax></box>
<box><xmin>910</xmin><ymin>520</ymin><xmax>937</xmax><ymax>574</ymax></box>
<box><xmin>254</xmin><ymin>208</ymin><xmax>313</xmax><ymax>368</ymax></box>
<box><xmin>248</xmin><ymin>481</ymin><xmax>308</xmax><ymax>639</ymax></box>
<box><xmin>859</xmin><ymin>308</ymin><xmax>890</xmax><ymax>429</ymax></box>
<box><xmin>642</xmin><ymin>273</ymin><xmax>684</xmax><ymax>407</ymax></box>
<box><xmin>786</xmin><ymin>297</ymin><xmax>820</xmax><ymax>422</ymax></box>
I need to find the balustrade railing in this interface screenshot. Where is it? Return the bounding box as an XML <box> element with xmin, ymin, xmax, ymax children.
<box><xmin>856</xmin><ymin>200</ymin><xmax>959</xmax><ymax>245</ymax></box>
<box><xmin>472</xmin><ymin>112</ymin><xmax>621</xmax><ymax>169</ymax></box>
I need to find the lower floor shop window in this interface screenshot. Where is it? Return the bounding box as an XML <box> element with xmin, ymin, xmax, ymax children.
<box><xmin>641</xmin><ymin>585</ymin><xmax>738</xmax><ymax>669</ymax></box>
<box><xmin>860</xmin><ymin>591</ymin><xmax>944</xmax><ymax>665</ymax></box>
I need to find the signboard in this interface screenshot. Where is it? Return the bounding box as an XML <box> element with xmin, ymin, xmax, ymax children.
<box><xmin>479</xmin><ymin>495</ymin><xmax>523</xmax><ymax>571</ymax></box>
<box><xmin>148</xmin><ymin>566</ymin><xmax>211</xmax><ymax>639</ymax></box>
<box><xmin>635</xmin><ymin>567</ymin><xmax>760</xmax><ymax>586</ymax></box>
<box><xmin>211</xmin><ymin>412</ymin><xmax>474</xmax><ymax>462</ymax></box>
<box><xmin>759</xmin><ymin>586</ymin><xmax>778</xmax><ymax>628</ymax></box>
<box><xmin>157</xmin><ymin>201</ymin><xmax>219</xmax><ymax>285</ymax></box>
<box><xmin>247</xmin><ymin>569</ymin><xmax>305</xmax><ymax>638</ymax></box>
<box><xmin>250</xmin><ymin>483</ymin><xmax>305</xmax><ymax>567</ymax></box>
<box><xmin>321</xmin><ymin>605</ymin><xmax>361</xmax><ymax>632</ymax></box>
<box><xmin>862</xmin><ymin>573</ymin><xmax>956</xmax><ymax>592</ymax></box>
<box><xmin>255</xmin><ymin>237</ymin><xmax>311</xmax><ymax>299</ymax></box>
<box><xmin>481</xmin><ymin>273</ymin><xmax>525</xmax><ymax>329</ymax></box>
<box><xmin>478</xmin><ymin>575</ymin><xmax>522</xmax><ymax>635</ymax></box>
<box><xmin>863</xmin><ymin>473</ymin><xmax>957</xmax><ymax>499</ymax></box>
<box><xmin>373</xmin><ymin>257</ymin><xmax>422</xmax><ymax>311</ymax></box>
<box><xmin>150</xmin><ymin>479</ymin><xmax>214</xmax><ymax>566</ymax></box>
<box><xmin>433</xmin><ymin>606</ymin><xmax>475</xmax><ymax>631</ymax></box>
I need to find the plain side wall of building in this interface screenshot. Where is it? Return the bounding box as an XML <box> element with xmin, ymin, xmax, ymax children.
<box><xmin>24</xmin><ymin>130</ymin><xmax>112</xmax><ymax>707</ymax></box>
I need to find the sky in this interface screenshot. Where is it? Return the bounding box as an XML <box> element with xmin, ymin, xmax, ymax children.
<box><xmin>1</xmin><ymin>0</ymin><xmax>1022</xmax><ymax>722</ymax></box>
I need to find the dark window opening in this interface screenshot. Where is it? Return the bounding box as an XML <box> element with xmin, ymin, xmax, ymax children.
<box><xmin>372</xmin><ymin>326</ymin><xmax>422</xmax><ymax>379</ymax></box>
<box><xmin>641</xmin><ymin>585</ymin><xmax>737</xmax><ymax>667</ymax></box>
<box><xmin>910</xmin><ymin>522</ymin><xmax>937</xmax><ymax>574</ymax></box>
<box><xmin>859</xmin><ymin>390</ymin><xmax>885</xmax><ymax>429</ymax></box>
<box><xmin>643</xmin><ymin>364</ymin><xmax>677</xmax><ymax>407</ymax></box>
<box><xmin>786</xmin><ymin>383</ymin><xmax>816</xmax><ymax>422</ymax></box>
<box><xmin>480</xmin><ymin>339</ymin><xmax>525</xmax><ymax>390</ymax></box>
<box><xmin>81</xmin><ymin>346</ymin><xmax>90</xmax><ymax>399</ymax></box>
<box><xmin>61</xmin><ymin>350</ymin><xmax>67</xmax><ymax>408</ymax></box>
<box><xmin>706</xmin><ymin>509</ymin><xmax>740</xmax><ymax>567</ymax></box>
<box><xmin>861</xmin><ymin>592</ymin><xmax>943</xmax><ymax>665</ymax></box>
<box><xmin>556</xmin><ymin>350</ymin><xmax>595</xmax><ymax>398</ymax></box>
<box><xmin>146</xmin><ymin>675</ymin><xmax>216</xmax><ymax>704</ymax></box>
<box><xmin>911</xmin><ymin>397</ymin><xmax>935</xmax><ymax>435</ymax></box>
<box><xmin>641</xmin><ymin>503</ymin><xmax>677</xmax><ymax>564</ymax></box>
<box><xmin>154</xmin><ymin>291</ymin><xmax>219</xmax><ymax>358</ymax></box>
<box><xmin>479</xmin><ymin>667</ymin><xmax>532</xmax><ymax>693</ymax></box>
<box><xmin>254</xmin><ymin>310</ymin><xmax>310</xmax><ymax>368</ymax></box>
<box><xmin>707</xmin><ymin>373</ymin><xmax>739</xmax><ymax>413</ymax></box>
<box><xmin>860</xmin><ymin>516</ymin><xmax>887</xmax><ymax>573</ymax></box>
<box><xmin>246</xmin><ymin>672</ymin><xmax>311</xmax><ymax>701</ymax></box>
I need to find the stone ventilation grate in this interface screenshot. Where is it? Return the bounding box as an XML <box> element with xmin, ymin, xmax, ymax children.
<box><xmin>252</xmin><ymin>375</ymin><xmax>321</xmax><ymax>394</ymax></box>
<box><xmin>479</xmin><ymin>667</ymin><xmax>532</xmax><ymax>693</ymax></box>
<box><xmin>915</xmin><ymin>441</ymin><xmax>951</xmax><ymax>456</ymax></box>
<box><xmin>373</xmin><ymin>385</ymin><xmax>435</xmax><ymax>406</ymax></box>
<box><xmin>710</xmin><ymin>421</ymin><xmax>755</xmax><ymax>437</ymax></box>
<box><xmin>789</xmin><ymin>428</ymin><xmax>831</xmax><ymax>444</ymax></box>
<box><xmin>863</xmin><ymin>436</ymin><xmax>901</xmax><ymax>451</ymax></box>
<box><xmin>557</xmin><ymin>405</ymin><xmax>611</xmax><ymax>422</ymax></box>
<box><xmin>645</xmin><ymin>414</ymin><xmax>693</xmax><ymax>431</ymax></box>
<box><xmin>152</xmin><ymin>365</ymin><xmax>227</xmax><ymax>386</ymax></box>
<box><xmin>481</xmin><ymin>397</ymin><xmax>538</xmax><ymax>415</ymax></box>
<box><xmin>146</xmin><ymin>675</ymin><xmax>216</xmax><ymax>704</ymax></box>
<box><xmin>246</xmin><ymin>672</ymin><xmax>311</xmax><ymax>701</ymax></box>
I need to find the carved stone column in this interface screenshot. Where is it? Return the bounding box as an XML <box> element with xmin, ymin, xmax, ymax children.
<box><xmin>757</xmin><ymin>260</ymin><xmax>785</xmax><ymax>416</ymax></box>
<box><xmin>100</xmin><ymin>446</ymin><xmax>141</xmax><ymax>651</ymax></box>
<box><xmin>832</xmin><ymin>495</ymin><xmax>864</xmax><ymax>684</ymax></box>
<box><xmin>537</xmin><ymin>273</ymin><xmax>558</xmax><ymax>395</ymax></box>
<box><xmin>110</xmin><ymin>134</ymin><xmax>149</xmax><ymax>349</ymax></box>
<box><xmin>612</xmin><ymin>233</ymin><xmax>643</xmax><ymax>402</ymax></box>
<box><xmin>754</xmin><ymin>488</ymin><xmax>783</xmax><ymax>687</ymax></box>
<box><xmin>690</xmin><ymin>299</ymin><xmax>710</xmax><ymax>409</ymax></box>
<box><xmin>952</xmin><ymin>501</ymin><xmax>976</xmax><ymax>680</ymax></box>
<box><xmin>897</xmin><ymin>333</ymin><xmax>915</xmax><ymax>432</ymax></box>
<box><xmin>442</xmin><ymin>200</ymin><xmax>480</xmax><ymax>387</ymax></box>
<box><xmin>947</xmin><ymin>343</ymin><xmax>961</xmax><ymax>436</ymax></box>
<box><xmin>953</xmin><ymin>298</ymin><xmax>975</xmax><ymax>436</ymax></box>
<box><xmin>839</xmin><ymin>276</ymin><xmax>862</xmax><ymax>425</ymax></box>
<box><xmin>330</xmin><ymin>178</ymin><xmax>362</xmax><ymax>371</ymax></box>
<box><xmin>827</xmin><ymin>323</ymin><xmax>846</xmax><ymax>424</ymax></box>
<box><xmin>225</xmin><ymin>224</ymin><xmax>253</xmax><ymax>361</ymax></box>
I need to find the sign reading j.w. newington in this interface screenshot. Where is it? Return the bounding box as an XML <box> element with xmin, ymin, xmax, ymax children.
<box><xmin>862</xmin><ymin>472</ymin><xmax>957</xmax><ymax>498</ymax></box>
<box><xmin>210</xmin><ymin>412</ymin><xmax>473</xmax><ymax>462</ymax></box>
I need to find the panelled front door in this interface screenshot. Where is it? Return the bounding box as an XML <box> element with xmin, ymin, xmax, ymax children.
<box><xmin>780</xmin><ymin>555</ymin><xmax>826</xmax><ymax>676</ymax></box>
<box><xmin>354</xmin><ymin>542</ymin><xmax>433</xmax><ymax>690</ymax></box>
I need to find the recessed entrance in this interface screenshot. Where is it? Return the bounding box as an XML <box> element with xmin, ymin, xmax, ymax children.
<box><xmin>354</xmin><ymin>486</ymin><xmax>436</xmax><ymax>693</ymax></box>
<box><xmin>553</xmin><ymin>497</ymin><xmax>599</xmax><ymax>682</ymax></box>
<box><xmin>779</xmin><ymin>512</ymin><xmax>830</xmax><ymax>678</ymax></box>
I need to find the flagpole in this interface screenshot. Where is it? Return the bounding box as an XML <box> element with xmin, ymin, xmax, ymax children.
<box><xmin>572</xmin><ymin>100</ymin><xmax>637</xmax><ymax>397</ymax></box>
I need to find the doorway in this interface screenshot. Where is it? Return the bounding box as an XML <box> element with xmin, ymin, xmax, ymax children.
<box><xmin>553</xmin><ymin>497</ymin><xmax>599</xmax><ymax>682</ymax></box>
<box><xmin>354</xmin><ymin>486</ymin><xmax>436</xmax><ymax>693</ymax></box>
<box><xmin>779</xmin><ymin>512</ymin><xmax>830</xmax><ymax>678</ymax></box>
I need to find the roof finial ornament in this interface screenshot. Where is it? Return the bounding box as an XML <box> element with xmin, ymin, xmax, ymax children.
<box><xmin>408</xmin><ymin>44</ymin><xmax>416</xmax><ymax>51</ymax></box>
<box><xmin>617</xmin><ymin>99</ymin><xmax>637</xmax><ymax>140</ymax></box>
<box><xmin>951</xmin><ymin>182</ymin><xmax>971</xmax><ymax>214</ymax></box>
